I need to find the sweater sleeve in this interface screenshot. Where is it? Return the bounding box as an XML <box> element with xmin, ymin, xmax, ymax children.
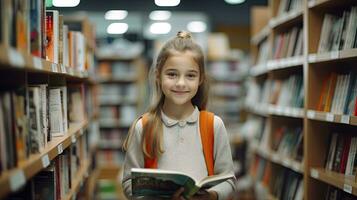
<box><xmin>207</xmin><ymin>116</ymin><xmax>237</xmax><ymax>200</ymax></box>
<box><xmin>122</xmin><ymin>119</ymin><xmax>145</xmax><ymax>198</ymax></box>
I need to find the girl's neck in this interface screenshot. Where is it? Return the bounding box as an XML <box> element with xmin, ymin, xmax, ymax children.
<box><xmin>162</xmin><ymin>101</ymin><xmax>195</xmax><ymax>121</ymax></box>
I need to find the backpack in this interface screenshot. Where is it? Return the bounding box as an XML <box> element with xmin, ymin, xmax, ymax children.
<box><xmin>142</xmin><ymin>111</ymin><xmax>215</xmax><ymax>175</ymax></box>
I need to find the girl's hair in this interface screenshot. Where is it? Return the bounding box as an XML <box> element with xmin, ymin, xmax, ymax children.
<box><xmin>123</xmin><ymin>30</ymin><xmax>209</xmax><ymax>159</ymax></box>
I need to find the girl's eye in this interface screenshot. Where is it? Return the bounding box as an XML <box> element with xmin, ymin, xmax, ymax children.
<box><xmin>167</xmin><ymin>72</ymin><xmax>177</xmax><ymax>78</ymax></box>
<box><xmin>187</xmin><ymin>74</ymin><xmax>197</xmax><ymax>79</ymax></box>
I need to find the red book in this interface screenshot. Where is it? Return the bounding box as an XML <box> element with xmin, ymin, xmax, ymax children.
<box><xmin>340</xmin><ymin>136</ymin><xmax>351</xmax><ymax>174</ymax></box>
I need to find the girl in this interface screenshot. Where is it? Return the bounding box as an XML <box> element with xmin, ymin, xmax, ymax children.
<box><xmin>122</xmin><ymin>31</ymin><xmax>236</xmax><ymax>200</ymax></box>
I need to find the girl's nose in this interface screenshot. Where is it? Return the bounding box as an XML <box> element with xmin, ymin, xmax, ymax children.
<box><xmin>176</xmin><ymin>75</ymin><xmax>186</xmax><ymax>87</ymax></box>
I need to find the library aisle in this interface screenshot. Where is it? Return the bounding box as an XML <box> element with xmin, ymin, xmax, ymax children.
<box><xmin>1</xmin><ymin>0</ymin><xmax>357</xmax><ymax>199</ymax></box>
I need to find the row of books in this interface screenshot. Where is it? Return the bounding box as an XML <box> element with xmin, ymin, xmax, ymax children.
<box><xmin>7</xmin><ymin>134</ymin><xmax>89</xmax><ymax>199</ymax></box>
<box><xmin>277</xmin><ymin>0</ymin><xmax>302</xmax><ymax>17</ymax></box>
<box><xmin>99</xmin><ymin>130</ymin><xmax>126</xmax><ymax>148</ymax></box>
<box><xmin>99</xmin><ymin>84</ymin><xmax>138</xmax><ymax>104</ymax></box>
<box><xmin>318</xmin><ymin>7</ymin><xmax>357</xmax><ymax>53</ymax></box>
<box><xmin>256</xmin><ymin>39</ymin><xmax>269</xmax><ymax>65</ymax></box>
<box><xmin>0</xmin><ymin>85</ymin><xmax>86</xmax><ymax>174</ymax></box>
<box><xmin>246</xmin><ymin>74</ymin><xmax>304</xmax><ymax>108</ymax></box>
<box><xmin>272</xmin><ymin>26</ymin><xmax>303</xmax><ymax>60</ymax></box>
<box><xmin>97</xmin><ymin>61</ymin><xmax>137</xmax><ymax>80</ymax></box>
<box><xmin>325</xmin><ymin>133</ymin><xmax>357</xmax><ymax>176</ymax></box>
<box><xmin>1</xmin><ymin>0</ymin><xmax>89</xmax><ymax>70</ymax></box>
<box><xmin>271</xmin><ymin>168</ymin><xmax>303</xmax><ymax>200</ymax></box>
<box><xmin>99</xmin><ymin>105</ymin><xmax>137</xmax><ymax>126</ymax></box>
<box><xmin>250</xmin><ymin>155</ymin><xmax>303</xmax><ymax>200</ymax></box>
<box><xmin>317</xmin><ymin>72</ymin><xmax>357</xmax><ymax>116</ymax></box>
<box><xmin>272</xmin><ymin>126</ymin><xmax>303</xmax><ymax>162</ymax></box>
<box><xmin>210</xmin><ymin>83</ymin><xmax>243</xmax><ymax>98</ymax></box>
<box><xmin>325</xmin><ymin>185</ymin><xmax>356</xmax><ymax>200</ymax></box>
<box><xmin>208</xmin><ymin>60</ymin><xmax>248</xmax><ymax>81</ymax></box>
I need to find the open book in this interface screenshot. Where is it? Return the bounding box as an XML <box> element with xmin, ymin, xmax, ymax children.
<box><xmin>131</xmin><ymin>168</ymin><xmax>234</xmax><ymax>199</ymax></box>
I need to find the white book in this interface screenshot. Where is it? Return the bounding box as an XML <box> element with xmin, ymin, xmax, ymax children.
<box><xmin>28</xmin><ymin>87</ymin><xmax>44</xmax><ymax>153</ymax></box>
<box><xmin>331</xmin><ymin>75</ymin><xmax>343</xmax><ymax>113</ymax></box>
<box><xmin>63</xmin><ymin>25</ymin><xmax>69</xmax><ymax>67</ymax></box>
<box><xmin>49</xmin><ymin>88</ymin><xmax>64</xmax><ymax>136</ymax></box>
<box><xmin>326</xmin><ymin>133</ymin><xmax>338</xmax><ymax>170</ymax></box>
<box><xmin>345</xmin><ymin>137</ymin><xmax>357</xmax><ymax>176</ymax></box>
<box><xmin>318</xmin><ymin>14</ymin><xmax>335</xmax><ymax>53</ymax></box>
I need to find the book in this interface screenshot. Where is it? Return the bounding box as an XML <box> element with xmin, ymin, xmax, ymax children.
<box><xmin>131</xmin><ymin>168</ymin><xmax>234</xmax><ymax>199</ymax></box>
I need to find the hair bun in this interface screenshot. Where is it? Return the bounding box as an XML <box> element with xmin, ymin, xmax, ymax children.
<box><xmin>177</xmin><ymin>31</ymin><xmax>192</xmax><ymax>39</ymax></box>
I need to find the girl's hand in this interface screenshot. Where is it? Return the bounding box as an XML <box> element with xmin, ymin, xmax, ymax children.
<box><xmin>172</xmin><ymin>187</ymin><xmax>185</xmax><ymax>200</ymax></box>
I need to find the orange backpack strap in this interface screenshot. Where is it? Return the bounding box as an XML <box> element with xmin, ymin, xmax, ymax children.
<box><xmin>143</xmin><ymin>111</ymin><xmax>215</xmax><ymax>176</ymax></box>
<box><xmin>142</xmin><ymin>113</ymin><xmax>158</xmax><ymax>169</ymax></box>
<box><xmin>199</xmin><ymin>111</ymin><xmax>215</xmax><ymax>176</ymax></box>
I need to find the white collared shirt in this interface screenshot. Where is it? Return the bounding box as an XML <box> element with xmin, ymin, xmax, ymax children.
<box><xmin>122</xmin><ymin>107</ymin><xmax>236</xmax><ymax>200</ymax></box>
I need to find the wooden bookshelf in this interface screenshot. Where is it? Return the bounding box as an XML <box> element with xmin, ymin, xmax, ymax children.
<box><xmin>0</xmin><ymin>120</ymin><xmax>88</xmax><ymax>199</ymax></box>
<box><xmin>270</xmin><ymin>9</ymin><xmax>303</xmax><ymax>30</ymax></box>
<box><xmin>97</xmin><ymin>77</ymin><xmax>138</xmax><ymax>83</ymax></box>
<box><xmin>304</xmin><ymin>0</ymin><xmax>357</xmax><ymax>198</ymax></box>
<box><xmin>310</xmin><ymin>168</ymin><xmax>357</xmax><ymax>196</ymax></box>
<box><xmin>0</xmin><ymin>45</ymin><xmax>89</xmax><ymax>79</ymax></box>
<box><xmin>251</xmin><ymin>25</ymin><xmax>271</xmax><ymax>45</ymax></box>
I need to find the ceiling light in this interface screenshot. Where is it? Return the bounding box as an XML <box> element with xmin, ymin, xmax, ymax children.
<box><xmin>105</xmin><ymin>10</ymin><xmax>128</xmax><ymax>20</ymax></box>
<box><xmin>187</xmin><ymin>21</ymin><xmax>207</xmax><ymax>33</ymax></box>
<box><xmin>149</xmin><ymin>11</ymin><xmax>171</xmax><ymax>21</ymax></box>
<box><xmin>224</xmin><ymin>0</ymin><xmax>246</xmax><ymax>4</ymax></box>
<box><xmin>150</xmin><ymin>22</ymin><xmax>171</xmax><ymax>34</ymax></box>
<box><xmin>155</xmin><ymin>0</ymin><xmax>180</xmax><ymax>7</ymax></box>
<box><xmin>107</xmin><ymin>23</ymin><xmax>128</xmax><ymax>34</ymax></box>
<box><xmin>53</xmin><ymin>0</ymin><xmax>80</xmax><ymax>7</ymax></box>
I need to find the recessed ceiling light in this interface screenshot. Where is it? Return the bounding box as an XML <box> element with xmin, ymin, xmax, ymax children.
<box><xmin>187</xmin><ymin>21</ymin><xmax>207</xmax><ymax>33</ymax></box>
<box><xmin>149</xmin><ymin>11</ymin><xmax>171</xmax><ymax>21</ymax></box>
<box><xmin>53</xmin><ymin>0</ymin><xmax>80</xmax><ymax>7</ymax></box>
<box><xmin>155</xmin><ymin>0</ymin><xmax>180</xmax><ymax>7</ymax></box>
<box><xmin>150</xmin><ymin>22</ymin><xmax>171</xmax><ymax>34</ymax></box>
<box><xmin>105</xmin><ymin>10</ymin><xmax>128</xmax><ymax>20</ymax></box>
<box><xmin>107</xmin><ymin>23</ymin><xmax>128</xmax><ymax>34</ymax></box>
<box><xmin>224</xmin><ymin>0</ymin><xmax>245</xmax><ymax>4</ymax></box>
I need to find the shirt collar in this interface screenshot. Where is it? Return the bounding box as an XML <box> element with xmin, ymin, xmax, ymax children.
<box><xmin>161</xmin><ymin>106</ymin><xmax>199</xmax><ymax>127</ymax></box>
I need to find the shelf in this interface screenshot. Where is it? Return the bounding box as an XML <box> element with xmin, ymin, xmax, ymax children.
<box><xmin>250</xmin><ymin>64</ymin><xmax>268</xmax><ymax>77</ymax></box>
<box><xmin>96</xmin><ymin>77</ymin><xmax>138</xmax><ymax>83</ymax></box>
<box><xmin>0</xmin><ymin>45</ymin><xmax>90</xmax><ymax>79</ymax></box>
<box><xmin>310</xmin><ymin>168</ymin><xmax>357</xmax><ymax>196</ymax></box>
<box><xmin>0</xmin><ymin>120</ymin><xmax>89</xmax><ymax>199</ymax></box>
<box><xmin>63</xmin><ymin>159</ymin><xmax>91</xmax><ymax>200</ymax></box>
<box><xmin>251</xmin><ymin>25</ymin><xmax>270</xmax><ymax>45</ymax></box>
<box><xmin>251</xmin><ymin>143</ymin><xmax>304</xmax><ymax>174</ymax></box>
<box><xmin>269</xmin><ymin>9</ymin><xmax>303</xmax><ymax>29</ymax></box>
<box><xmin>308</xmin><ymin>0</ymin><xmax>356</xmax><ymax>9</ymax></box>
<box><xmin>307</xmin><ymin>110</ymin><xmax>357</xmax><ymax>126</ymax></box>
<box><xmin>267</xmin><ymin>56</ymin><xmax>304</xmax><ymax>71</ymax></box>
<box><xmin>211</xmin><ymin>75</ymin><xmax>246</xmax><ymax>83</ymax></box>
<box><xmin>308</xmin><ymin>49</ymin><xmax>357</xmax><ymax>64</ymax></box>
<box><xmin>246</xmin><ymin>104</ymin><xmax>304</xmax><ymax>118</ymax></box>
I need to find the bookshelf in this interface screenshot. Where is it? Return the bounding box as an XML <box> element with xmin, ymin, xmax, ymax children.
<box><xmin>305</xmin><ymin>0</ymin><xmax>357</xmax><ymax>199</ymax></box>
<box><xmin>0</xmin><ymin>1</ymin><xmax>98</xmax><ymax>199</ymax></box>
<box><xmin>95</xmin><ymin>55</ymin><xmax>147</xmax><ymax>167</ymax></box>
<box><xmin>247</xmin><ymin>0</ymin><xmax>357</xmax><ymax>199</ymax></box>
<box><xmin>246</xmin><ymin>0</ymin><xmax>305</xmax><ymax>198</ymax></box>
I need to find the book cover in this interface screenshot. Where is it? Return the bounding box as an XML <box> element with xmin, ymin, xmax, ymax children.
<box><xmin>45</xmin><ymin>10</ymin><xmax>59</xmax><ymax>63</ymax></box>
<box><xmin>131</xmin><ymin>168</ymin><xmax>234</xmax><ymax>199</ymax></box>
<box><xmin>30</xmin><ymin>0</ymin><xmax>43</xmax><ymax>57</ymax></box>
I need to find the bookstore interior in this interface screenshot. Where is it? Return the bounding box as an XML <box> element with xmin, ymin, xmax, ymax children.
<box><xmin>1</xmin><ymin>0</ymin><xmax>357</xmax><ymax>199</ymax></box>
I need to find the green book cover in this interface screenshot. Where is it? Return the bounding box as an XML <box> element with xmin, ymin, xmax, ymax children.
<box><xmin>131</xmin><ymin>168</ymin><xmax>234</xmax><ymax>199</ymax></box>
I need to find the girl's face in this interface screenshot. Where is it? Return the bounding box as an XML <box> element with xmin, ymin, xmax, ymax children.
<box><xmin>159</xmin><ymin>51</ymin><xmax>200</xmax><ymax>108</ymax></box>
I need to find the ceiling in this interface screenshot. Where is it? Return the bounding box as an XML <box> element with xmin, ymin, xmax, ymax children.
<box><xmin>56</xmin><ymin>0</ymin><xmax>268</xmax><ymax>27</ymax></box>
